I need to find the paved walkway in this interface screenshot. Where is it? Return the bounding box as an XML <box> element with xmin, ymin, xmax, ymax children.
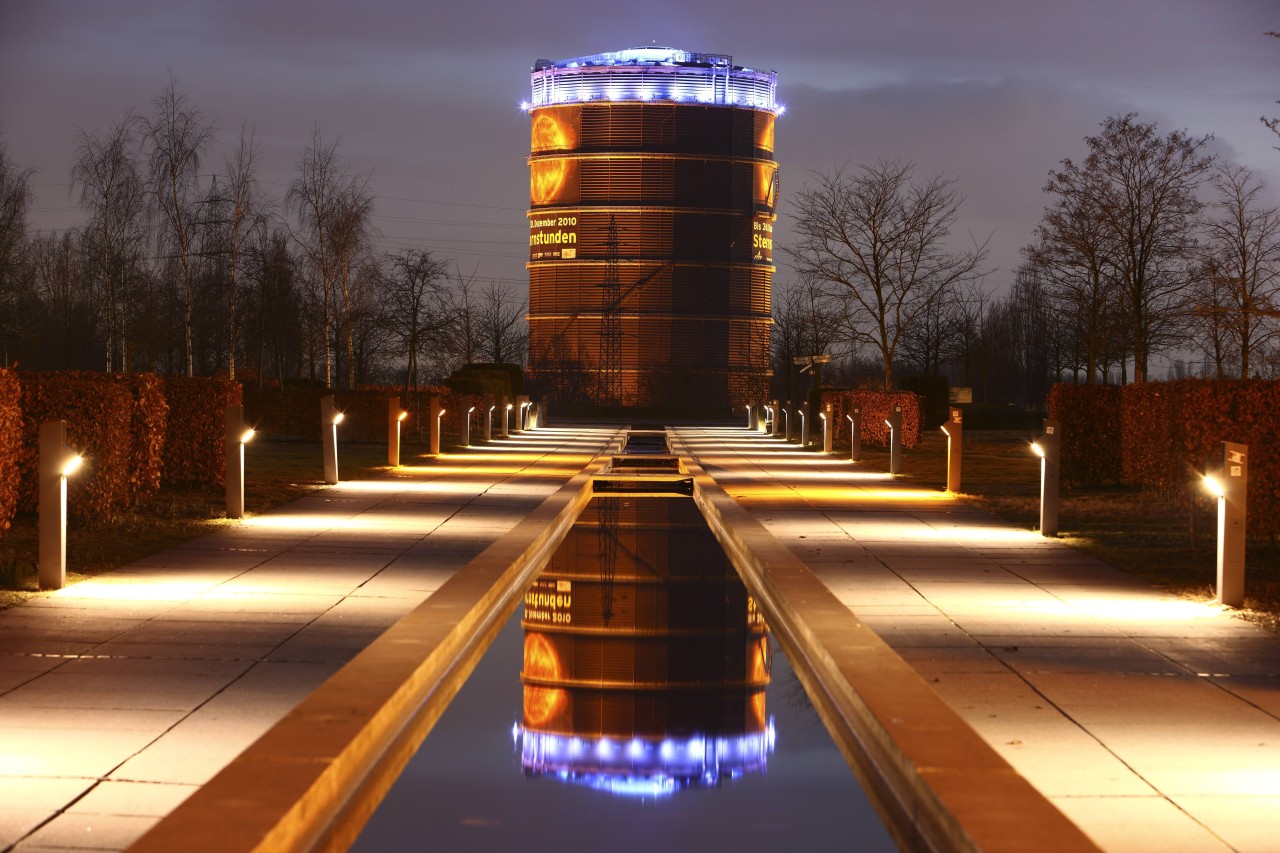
<box><xmin>676</xmin><ymin>425</ymin><xmax>1280</xmax><ymax>853</ymax></box>
<box><xmin>0</xmin><ymin>426</ymin><xmax>617</xmax><ymax>852</ymax></box>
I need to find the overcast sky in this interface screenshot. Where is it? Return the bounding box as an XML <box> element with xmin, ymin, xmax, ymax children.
<box><xmin>3</xmin><ymin>0</ymin><xmax>1277</xmax><ymax>296</ymax></box>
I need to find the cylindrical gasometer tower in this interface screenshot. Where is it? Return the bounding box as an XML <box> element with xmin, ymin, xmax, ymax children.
<box><xmin>525</xmin><ymin>47</ymin><xmax>779</xmax><ymax>412</ymax></box>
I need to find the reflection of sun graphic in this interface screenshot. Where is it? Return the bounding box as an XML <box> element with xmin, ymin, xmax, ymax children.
<box><xmin>523</xmin><ymin>632</ymin><xmax>567</xmax><ymax>726</ymax></box>
<box><xmin>530</xmin><ymin>114</ymin><xmax>570</xmax><ymax>204</ymax></box>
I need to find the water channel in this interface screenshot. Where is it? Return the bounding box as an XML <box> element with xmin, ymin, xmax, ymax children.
<box><xmin>354</xmin><ymin>471</ymin><xmax>895</xmax><ymax>851</ymax></box>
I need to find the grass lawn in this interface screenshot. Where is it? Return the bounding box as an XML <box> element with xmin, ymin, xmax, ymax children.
<box><xmin>2</xmin><ymin>431</ymin><xmax>1276</xmax><ymax>633</ymax></box>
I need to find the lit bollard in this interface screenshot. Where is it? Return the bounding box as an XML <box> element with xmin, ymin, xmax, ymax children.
<box><xmin>485</xmin><ymin>404</ymin><xmax>494</xmax><ymax>443</ymax></box>
<box><xmin>225</xmin><ymin>405</ymin><xmax>255</xmax><ymax>519</ymax></box>
<box><xmin>823</xmin><ymin>403</ymin><xmax>833</xmax><ymax>453</ymax></box>
<box><xmin>771</xmin><ymin>399</ymin><xmax>782</xmax><ymax>437</ymax></box>
<box><xmin>387</xmin><ymin>397</ymin><xmax>407</xmax><ymax>467</ymax></box>
<box><xmin>428</xmin><ymin>396</ymin><xmax>444</xmax><ymax>456</ymax></box>
<box><xmin>321</xmin><ymin>395</ymin><xmax>343</xmax><ymax>485</ymax></box>
<box><xmin>800</xmin><ymin>402</ymin><xmax>810</xmax><ymax>448</ymax></box>
<box><xmin>1030</xmin><ymin>418</ymin><xmax>1061</xmax><ymax>537</ymax></box>
<box><xmin>499</xmin><ymin>395</ymin><xmax>510</xmax><ymax>438</ymax></box>
<box><xmin>783</xmin><ymin>403</ymin><xmax>793</xmax><ymax>442</ymax></box>
<box><xmin>847</xmin><ymin>406</ymin><xmax>862</xmax><ymax>462</ymax></box>
<box><xmin>38</xmin><ymin>420</ymin><xmax>83</xmax><ymax>590</ymax></box>
<box><xmin>464</xmin><ymin>405</ymin><xmax>476</xmax><ymax>446</ymax></box>
<box><xmin>885</xmin><ymin>405</ymin><xmax>902</xmax><ymax>475</ymax></box>
<box><xmin>514</xmin><ymin>395</ymin><xmax>529</xmax><ymax>432</ymax></box>
<box><xmin>504</xmin><ymin>402</ymin><xmax>513</xmax><ymax>437</ymax></box>
<box><xmin>528</xmin><ymin>402</ymin><xmax>539</xmax><ymax>430</ymax></box>
<box><xmin>941</xmin><ymin>406</ymin><xmax>963</xmax><ymax>493</ymax></box>
<box><xmin>746</xmin><ymin>404</ymin><xmax>757</xmax><ymax>431</ymax></box>
<box><xmin>762</xmin><ymin>404</ymin><xmax>772</xmax><ymax>434</ymax></box>
<box><xmin>1204</xmin><ymin>441</ymin><xmax>1247</xmax><ymax>608</ymax></box>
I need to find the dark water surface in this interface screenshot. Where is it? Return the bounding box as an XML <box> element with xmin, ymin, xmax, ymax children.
<box><xmin>354</xmin><ymin>497</ymin><xmax>895</xmax><ymax>852</ymax></box>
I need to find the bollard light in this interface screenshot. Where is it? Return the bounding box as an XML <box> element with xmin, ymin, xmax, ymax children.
<box><xmin>387</xmin><ymin>397</ymin><xmax>407</xmax><ymax>467</ymax></box>
<box><xmin>504</xmin><ymin>402</ymin><xmax>514</xmax><ymax>437</ymax></box>
<box><xmin>745</xmin><ymin>404</ymin><xmax>754</xmax><ymax>431</ymax></box>
<box><xmin>799</xmin><ymin>407</ymin><xmax>808</xmax><ymax>447</ymax></box>
<box><xmin>321</xmin><ymin>395</ymin><xmax>342</xmax><ymax>485</ymax></box>
<box><xmin>225</xmin><ymin>405</ymin><xmax>254</xmax><ymax>519</ymax></box>
<box><xmin>847</xmin><ymin>406</ymin><xmax>862</xmax><ymax>462</ymax></box>
<box><xmin>428</xmin><ymin>396</ymin><xmax>445</xmax><ymax>456</ymax></box>
<box><xmin>819</xmin><ymin>411</ymin><xmax>829</xmax><ymax>453</ymax></box>
<box><xmin>1204</xmin><ymin>441</ymin><xmax>1247</xmax><ymax>608</ymax></box>
<box><xmin>885</xmin><ymin>405</ymin><xmax>902</xmax><ymax>475</ymax></box>
<box><xmin>38</xmin><ymin>420</ymin><xmax>83</xmax><ymax>590</ymax></box>
<box><xmin>485</xmin><ymin>404</ymin><xmax>495</xmax><ymax>443</ymax></box>
<box><xmin>1031</xmin><ymin>419</ymin><xmax>1061</xmax><ymax>537</ymax></box>
<box><xmin>770</xmin><ymin>399</ymin><xmax>782</xmax><ymax>437</ymax></box>
<box><xmin>822</xmin><ymin>403</ymin><xmax>833</xmax><ymax>453</ymax></box>
<box><xmin>783</xmin><ymin>404</ymin><xmax>792</xmax><ymax>442</ymax></box>
<box><xmin>940</xmin><ymin>406</ymin><xmax>963</xmax><ymax>493</ymax></box>
<box><xmin>464</xmin><ymin>405</ymin><xmax>476</xmax><ymax>447</ymax></box>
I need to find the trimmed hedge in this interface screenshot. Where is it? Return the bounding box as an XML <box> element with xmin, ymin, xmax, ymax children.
<box><xmin>1050</xmin><ymin>379</ymin><xmax>1280</xmax><ymax>539</ymax></box>
<box><xmin>820</xmin><ymin>390</ymin><xmax>922</xmax><ymax>449</ymax></box>
<box><xmin>1047</xmin><ymin>384</ymin><xmax>1122</xmax><ymax>487</ymax></box>
<box><xmin>18</xmin><ymin>373</ymin><xmax>133</xmax><ymax>519</ymax></box>
<box><xmin>162</xmin><ymin>376</ymin><xmax>242</xmax><ymax>487</ymax></box>
<box><xmin>0</xmin><ymin>369</ymin><xmax>20</xmax><ymax>532</ymax></box>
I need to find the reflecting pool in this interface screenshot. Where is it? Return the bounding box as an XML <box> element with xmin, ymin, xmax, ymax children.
<box><xmin>355</xmin><ymin>496</ymin><xmax>894</xmax><ymax>852</ymax></box>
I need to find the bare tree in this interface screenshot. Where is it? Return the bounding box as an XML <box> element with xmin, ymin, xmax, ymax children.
<box><xmin>479</xmin><ymin>280</ymin><xmax>527</xmax><ymax>365</ymax></box>
<box><xmin>71</xmin><ymin>112</ymin><xmax>149</xmax><ymax>372</ymax></box>
<box><xmin>443</xmin><ymin>268</ymin><xmax>485</xmax><ymax>367</ymax></box>
<box><xmin>143</xmin><ymin>76</ymin><xmax>215</xmax><ymax>377</ymax></box>
<box><xmin>215</xmin><ymin>125</ymin><xmax>269</xmax><ymax>380</ymax></box>
<box><xmin>1028</xmin><ymin>158</ymin><xmax>1123</xmax><ymax>384</ymax></box>
<box><xmin>1264</xmin><ymin>32</ymin><xmax>1280</xmax><ymax>149</ymax></box>
<box><xmin>786</xmin><ymin>160</ymin><xmax>987</xmax><ymax>390</ymax></box>
<box><xmin>770</xmin><ymin>276</ymin><xmax>844</xmax><ymax>400</ymax></box>
<box><xmin>1067</xmin><ymin>114</ymin><xmax>1213</xmax><ymax>382</ymax></box>
<box><xmin>0</xmin><ymin>135</ymin><xmax>36</xmax><ymax>364</ymax></box>
<box><xmin>382</xmin><ymin>248</ymin><xmax>450</xmax><ymax>390</ymax></box>
<box><xmin>1192</xmin><ymin>162</ymin><xmax>1280</xmax><ymax>378</ymax></box>
<box><xmin>286</xmin><ymin>130</ymin><xmax>374</xmax><ymax>388</ymax></box>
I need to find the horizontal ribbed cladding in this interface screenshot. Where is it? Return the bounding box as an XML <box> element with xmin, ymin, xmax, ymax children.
<box><xmin>525</xmin><ymin>61</ymin><xmax>778</xmax><ymax>411</ymax></box>
<box><xmin>528</xmin><ymin>264</ymin><xmax>772</xmax><ymax>315</ymax></box>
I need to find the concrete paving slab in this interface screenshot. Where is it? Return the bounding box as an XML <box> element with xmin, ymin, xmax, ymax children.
<box><xmin>676</xmin><ymin>425</ymin><xmax>1280</xmax><ymax>853</ymax></box>
<box><xmin>0</xmin><ymin>425</ymin><xmax>618</xmax><ymax>851</ymax></box>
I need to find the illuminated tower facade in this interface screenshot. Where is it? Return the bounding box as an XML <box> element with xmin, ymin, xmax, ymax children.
<box><xmin>524</xmin><ymin>47</ymin><xmax>780</xmax><ymax>412</ymax></box>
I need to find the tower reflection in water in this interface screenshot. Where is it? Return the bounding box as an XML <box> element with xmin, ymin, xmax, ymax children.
<box><xmin>513</xmin><ymin>496</ymin><xmax>774</xmax><ymax>797</ymax></box>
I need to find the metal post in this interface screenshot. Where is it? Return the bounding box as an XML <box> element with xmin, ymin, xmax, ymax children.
<box><xmin>428</xmin><ymin>395</ymin><xmax>444</xmax><ymax>456</ymax></box>
<box><xmin>39</xmin><ymin>420</ymin><xmax>80</xmax><ymax>590</ymax></box>
<box><xmin>886</xmin><ymin>405</ymin><xmax>902</xmax><ymax>475</ymax></box>
<box><xmin>848</xmin><ymin>406</ymin><xmax>862</xmax><ymax>462</ymax></box>
<box><xmin>485</xmin><ymin>405</ymin><xmax>494</xmax><ymax>443</ymax></box>
<box><xmin>941</xmin><ymin>406</ymin><xmax>963</xmax><ymax>493</ymax></box>
<box><xmin>771</xmin><ymin>399</ymin><xmax>782</xmax><ymax>437</ymax></box>
<box><xmin>746</xmin><ymin>404</ymin><xmax>757</xmax><ymax>431</ymax></box>
<box><xmin>800</xmin><ymin>402</ymin><xmax>810</xmax><ymax>448</ymax></box>
<box><xmin>1209</xmin><ymin>441</ymin><xmax>1248</xmax><ymax>608</ymax></box>
<box><xmin>823</xmin><ymin>403</ymin><xmax>833</xmax><ymax>453</ymax></box>
<box><xmin>1032</xmin><ymin>419</ymin><xmax>1061</xmax><ymax>537</ymax></box>
<box><xmin>225</xmin><ymin>405</ymin><xmax>253</xmax><ymax>519</ymax></box>
<box><xmin>464</xmin><ymin>405</ymin><xmax>475</xmax><ymax>447</ymax></box>
<box><xmin>515</xmin><ymin>395</ymin><xmax>529</xmax><ymax>432</ymax></box>
<box><xmin>783</xmin><ymin>402</ymin><xmax>793</xmax><ymax>442</ymax></box>
<box><xmin>500</xmin><ymin>395</ymin><xmax>510</xmax><ymax>438</ymax></box>
<box><xmin>321</xmin><ymin>395</ymin><xmax>341</xmax><ymax>485</ymax></box>
<box><xmin>387</xmin><ymin>396</ymin><xmax>404</xmax><ymax>467</ymax></box>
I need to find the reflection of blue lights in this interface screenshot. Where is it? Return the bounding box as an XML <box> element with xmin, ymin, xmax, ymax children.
<box><xmin>513</xmin><ymin>721</ymin><xmax>776</xmax><ymax>799</ymax></box>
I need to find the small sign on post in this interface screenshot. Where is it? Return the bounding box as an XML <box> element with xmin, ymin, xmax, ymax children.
<box><xmin>1031</xmin><ymin>419</ymin><xmax>1061</xmax><ymax>537</ymax></box>
<box><xmin>941</xmin><ymin>407</ymin><xmax>963</xmax><ymax>493</ymax></box>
